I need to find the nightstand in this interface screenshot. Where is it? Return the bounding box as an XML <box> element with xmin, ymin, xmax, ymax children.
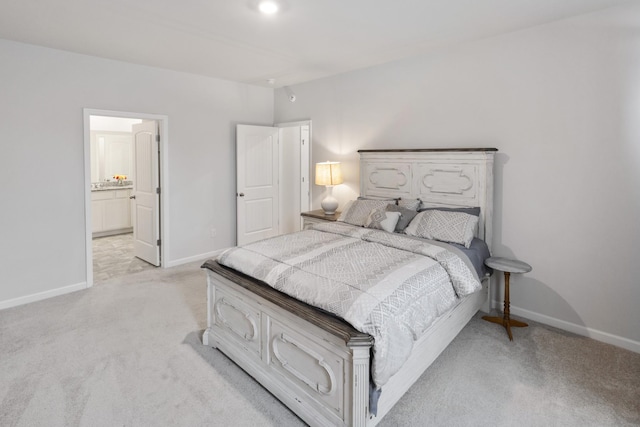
<box><xmin>301</xmin><ymin>209</ymin><xmax>341</xmax><ymax>229</ymax></box>
<box><xmin>482</xmin><ymin>256</ymin><xmax>532</xmax><ymax>341</ymax></box>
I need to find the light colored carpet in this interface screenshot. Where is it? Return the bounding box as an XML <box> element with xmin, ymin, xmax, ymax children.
<box><xmin>1</xmin><ymin>261</ymin><xmax>638</xmax><ymax>426</ymax></box>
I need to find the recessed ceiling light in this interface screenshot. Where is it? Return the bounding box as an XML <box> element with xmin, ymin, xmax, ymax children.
<box><xmin>258</xmin><ymin>1</ymin><xmax>279</xmax><ymax>15</ymax></box>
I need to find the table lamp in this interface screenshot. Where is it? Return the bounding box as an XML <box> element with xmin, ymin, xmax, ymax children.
<box><xmin>315</xmin><ymin>161</ymin><xmax>343</xmax><ymax>215</ymax></box>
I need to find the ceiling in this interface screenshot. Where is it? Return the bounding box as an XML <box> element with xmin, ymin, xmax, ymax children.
<box><xmin>0</xmin><ymin>0</ymin><xmax>631</xmax><ymax>88</ymax></box>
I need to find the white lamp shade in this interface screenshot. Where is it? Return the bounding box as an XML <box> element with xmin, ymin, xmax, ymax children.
<box><xmin>315</xmin><ymin>162</ymin><xmax>344</xmax><ymax>186</ymax></box>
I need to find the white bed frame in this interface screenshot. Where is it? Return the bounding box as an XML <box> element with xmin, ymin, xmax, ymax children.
<box><xmin>203</xmin><ymin>148</ymin><xmax>496</xmax><ymax>426</ymax></box>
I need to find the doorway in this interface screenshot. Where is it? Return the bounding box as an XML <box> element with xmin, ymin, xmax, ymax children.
<box><xmin>278</xmin><ymin>121</ymin><xmax>311</xmax><ymax>234</ymax></box>
<box><xmin>83</xmin><ymin>109</ymin><xmax>169</xmax><ymax>287</ymax></box>
<box><xmin>236</xmin><ymin>121</ymin><xmax>311</xmax><ymax>246</ymax></box>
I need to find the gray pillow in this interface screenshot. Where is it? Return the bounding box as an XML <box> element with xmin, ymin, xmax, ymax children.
<box><xmin>418</xmin><ymin>206</ymin><xmax>481</xmax><ymax>216</ymax></box>
<box><xmin>357</xmin><ymin>196</ymin><xmax>398</xmax><ymax>202</ymax></box>
<box><xmin>386</xmin><ymin>204</ymin><xmax>418</xmax><ymax>232</ymax></box>
<box><xmin>405</xmin><ymin>210</ymin><xmax>479</xmax><ymax>248</ymax></box>
<box><xmin>397</xmin><ymin>198</ymin><xmax>421</xmax><ymax>211</ymax></box>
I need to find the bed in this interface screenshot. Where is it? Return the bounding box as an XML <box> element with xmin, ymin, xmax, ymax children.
<box><xmin>202</xmin><ymin>148</ymin><xmax>497</xmax><ymax>426</ymax></box>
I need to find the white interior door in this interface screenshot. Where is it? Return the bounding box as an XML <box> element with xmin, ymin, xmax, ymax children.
<box><xmin>132</xmin><ymin>121</ymin><xmax>160</xmax><ymax>266</ymax></box>
<box><xmin>236</xmin><ymin>125</ymin><xmax>279</xmax><ymax>246</ymax></box>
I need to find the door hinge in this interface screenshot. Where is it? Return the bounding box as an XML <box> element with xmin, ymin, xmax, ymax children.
<box><xmin>157</xmin><ymin>239</ymin><xmax>161</xmax><ymax>246</ymax></box>
<box><xmin>156</xmin><ymin>134</ymin><xmax>160</xmax><ymax>142</ymax></box>
<box><xmin>156</xmin><ymin>187</ymin><xmax>161</xmax><ymax>195</ymax></box>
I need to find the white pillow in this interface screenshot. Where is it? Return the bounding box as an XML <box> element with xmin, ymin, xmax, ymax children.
<box><xmin>364</xmin><ymin>208</ymin><xmax>402</xmax><ymax>233</ymax></box>
<box><xmin>338</xmin><ymin>199</ymin><xmax>393</xmax><ymax>227</ymax></box>
<box><xmin>404</xmin><ymin>210</ymin><xmax>478</xmax><ymax>248</ymax></box>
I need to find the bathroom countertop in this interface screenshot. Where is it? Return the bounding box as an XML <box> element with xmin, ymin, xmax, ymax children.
<box><xmin>91</xmin><ymin>185</ymin><xmax>133</xmax><ymax>192</ymax></box>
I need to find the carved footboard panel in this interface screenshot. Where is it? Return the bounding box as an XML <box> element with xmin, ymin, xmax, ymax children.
<box><xmin>202</xmin><ymin>261</ymin><xmax>374</xmax><ymax>427</ymax></box>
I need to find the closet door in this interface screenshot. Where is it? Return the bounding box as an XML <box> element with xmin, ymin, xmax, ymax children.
<box><xmin>236</xmin><ymin>125</ymin><xmax>280</xmax><ymax>246</ymax></box>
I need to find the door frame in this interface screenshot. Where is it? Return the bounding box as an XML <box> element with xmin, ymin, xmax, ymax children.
<box><xmin>83</xmin><ymin>108</ymin><xmax>169</xmax><ymax>288</ymax></box>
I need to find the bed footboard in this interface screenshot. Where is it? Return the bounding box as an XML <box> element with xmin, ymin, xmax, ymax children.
<box><xmin>202</xmin><ymin>261</ymin><xmax>488</xmax><ymax>426</ymax></box>
<box><xmin>202</xmin><ymin>261</ymin><xmax>374</xmax><ymax>427</ymax></box>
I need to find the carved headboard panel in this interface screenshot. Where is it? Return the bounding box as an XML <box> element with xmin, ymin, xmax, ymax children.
<box><xmin>359</xmin><ymin>148</ymin><xmax>497</xmax><ymax>250</ymax></box>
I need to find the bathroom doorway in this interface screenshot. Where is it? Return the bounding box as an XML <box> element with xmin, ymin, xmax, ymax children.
<box><xmin>83</xmin><ymin>109</ymin><xmax>169</xmax><ymax>287</ymax></box>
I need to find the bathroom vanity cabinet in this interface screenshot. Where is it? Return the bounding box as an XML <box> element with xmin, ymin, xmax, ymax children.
<box><xmin>92</xmin><ymin>188</ymin><xmax>133</xmax><ymax>236</ymax></box>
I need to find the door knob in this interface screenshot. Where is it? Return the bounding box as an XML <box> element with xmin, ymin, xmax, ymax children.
<box><xmin>129</xmin><ymin>195</ymin><xmax>136</xmax><ymax>199</ymax></box>
<box><xmin>238</xmin><ymin>193</ymin><xmax>245</xmax><ymax>197</ymax></box>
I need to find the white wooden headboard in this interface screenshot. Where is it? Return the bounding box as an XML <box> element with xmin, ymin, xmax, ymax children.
<box><xmin>359</xmin><ymin>148</ymin><xmax>497</xmax><ymax>251</ymax></box>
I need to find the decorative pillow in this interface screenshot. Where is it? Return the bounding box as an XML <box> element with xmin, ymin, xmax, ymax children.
<box><xmin>418</xmin><ymin>206</ymin><xmax>481</xmax><ymax>216</ymax></box>
<box><xmin>365</xmin><ymin>208</ymin><xmax>401</xmax><ymax>233</ymax></box>
<box><xmin>397</xmin><ymin>198</ymin><xmax>421</xmax><ymax>211</ymax></box>
<box><xmin>358</xmin><ymin>196</ymin><xmax>398</xmax><ymax>202</ymax></box>
<box><xmin>338</xmin><ymin>199</ymin><xmax>393</xmax><ymax>227</ymax></box>
<box><xmin>404</xmin><ymin>210</ymin><xmax>479</xmax><ymax>248</ymax></box>
<box><xmin>385</xmin><ymin>204</ymin><xmax>418</xmax><ymax>232</ymax></box>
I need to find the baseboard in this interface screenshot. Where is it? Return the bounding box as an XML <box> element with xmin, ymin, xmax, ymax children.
<box><xmin>164</xmin><ymin>249</ymin><xmax>228</xmax><ymax>268</ymax></box>
<box><xmin>0</xmin><ymin>281</ymin><xmax>87</xmax><ymax>311</ymax></box>
<box><xmin>492</xmin><ymin>301</ymin><xmax>640</xmax><ymax>354</ymax></box>
<box><xmin>92</xmin><ymin>228</ymin><xmax>133</xmax><ymax>238</ymax></box>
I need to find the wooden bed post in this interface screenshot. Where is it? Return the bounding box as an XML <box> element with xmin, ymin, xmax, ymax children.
<box><xmin>349</xmin><ymin>342</ymin><xmax>372</xmax><ymax>427</ymax></box>
<box><xmin>203</xmin><ymin>273</ymin><xmax>216</xmax><ymax>347</ymax></box>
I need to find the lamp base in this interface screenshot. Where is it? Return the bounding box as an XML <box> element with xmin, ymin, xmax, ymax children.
<box><xmin>321</xmin><ymin>195</ymin><xmax>339</xmax><ymax>215</ymax></box>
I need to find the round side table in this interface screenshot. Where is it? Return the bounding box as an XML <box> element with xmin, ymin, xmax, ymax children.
<box><xmin>482</xmin><ymin>256</ymin><xmax>532</xmax><ymax>341</ymax></box>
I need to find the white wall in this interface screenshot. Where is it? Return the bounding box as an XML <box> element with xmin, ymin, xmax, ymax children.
<box><xmin>274</xmin><ymin>4</ymin><xmax>640</xmax><ymax>350</ymax></box>
<box><xmin>0</xmin><ymin>39</ymin><xmax>273</xmax><ymax>306</ymax></box>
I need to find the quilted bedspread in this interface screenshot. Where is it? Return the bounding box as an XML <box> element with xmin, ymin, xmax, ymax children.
<box><xmin>217</xmin><ymin>222</ymin><xmax>481</xmax><ymax>388</ymax></box>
